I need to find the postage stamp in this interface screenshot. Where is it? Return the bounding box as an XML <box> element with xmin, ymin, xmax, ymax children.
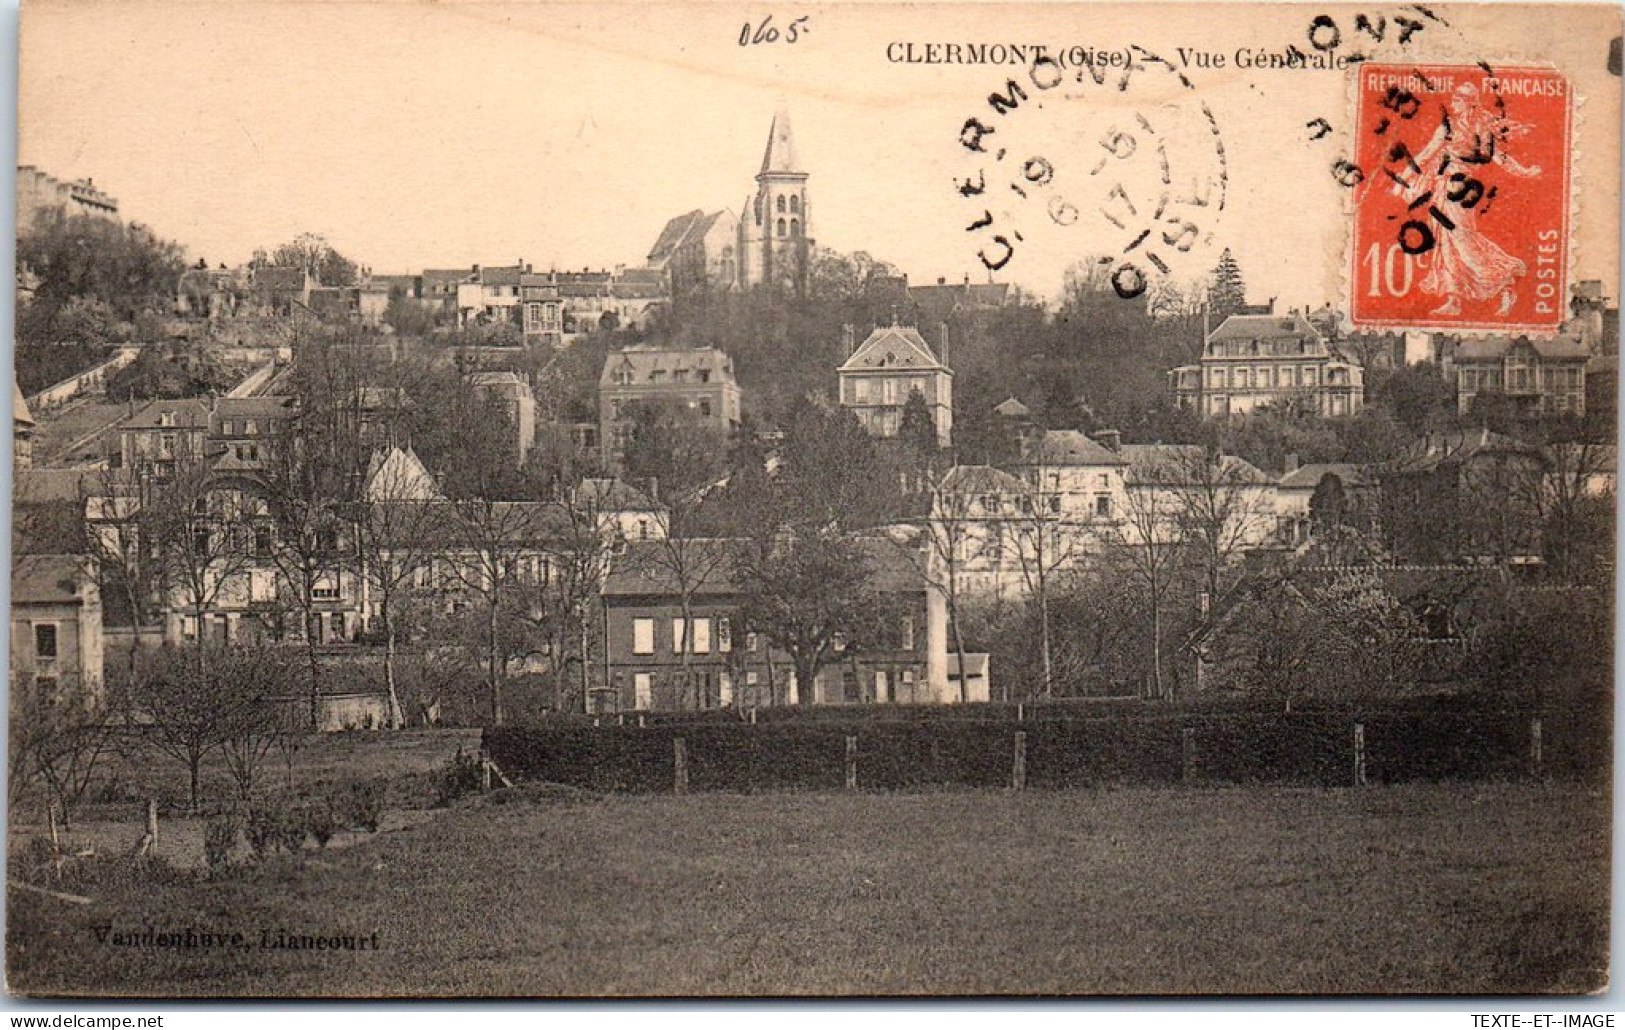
<box><xmin>1349</xmin><ymin>62</ymin><xmax>1573</xmax><ymax>331</ymax></box>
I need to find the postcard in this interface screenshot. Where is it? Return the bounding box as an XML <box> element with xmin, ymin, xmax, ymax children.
<box><xmin>9</xmin><ymin>0</ymin><xmax>1619</xmax><ymax>998</ymax></box>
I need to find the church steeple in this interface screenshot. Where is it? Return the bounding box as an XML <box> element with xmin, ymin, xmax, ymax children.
<box><xmin>739</xmin><ymin>106</ymin><xmax>812</xmax><ymax>293</ymax></box>
<box><xmin>759</xmin><ymin>107</ymin><xmax>801</xmax><ymax>176</ymax></box>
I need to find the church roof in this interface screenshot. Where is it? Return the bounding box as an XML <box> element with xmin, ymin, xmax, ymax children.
<box><xmin>759</xmin><ymin>107</ymin><xmax>802</xmax><ymax>176</ymax></box>
<box><xmin>647</xmin><ymin>210</ymin><xmax>727</xmax><ymax>267</ymax></box>
<box><xmin>838</xmin><ymin>325</ymin><xmax>948</xmax><ymax>373</ymax></box>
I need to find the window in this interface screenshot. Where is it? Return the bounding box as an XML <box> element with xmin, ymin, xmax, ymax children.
<box><xmin>158</xmin><ymin>411</ymin><xmax>175</xmax><ymax>427</ymax></box>
<box><xmin>790</xmin><ymin>218</ymin><xmax>800</xmax><ymax>237</ymax></box>
<box><xmin>692</xmin><ymin>618</ymin><xmax>711</xmax><ymax>654</ymax></box>
<box><xmin>672</xmin><ymin>618</ymin><xmax>686</xmax><ymax>654</ymax></box>
<box><xmin>254</xmin><ymin>525</ymin><xmax>273</xmax><ymax>556</ymax></box>
<box><xmin>1098</xmin><ymin>474</ymin><xmax>1109</xmax><ymax>489</ymax></box>
<box><xmin>1095</xmin><ymin>494</ymin><xmax>1112</xmax><ymax>519</ymax></box>
<box><xmin>746</xmin><ymin>671</ymin><xmax>760</xmax><ymax>686</ymax></box>
<box><xmin>776</xmin><ymin>218</ymin><xmax>786</xmax><ymax>238</ymax></box>
<box><xmin>159</xmin><ymin>433</ymin><xmax>176</xmax><ymax>457</ymax></box>
<box><xmin>312</xmin><ymin>582</ymin><xmax>340</xmax><ymax>601</ymax></box>
<box><xmin>673</xmin><ymin>369</ymin><xmax>689</xmax><ymax>383</ymax></box>
<box><xmin>634</xmin><ymin>673</ymin><xmax>652</xmax><ymax>710</ymax></box>
<box><xmin>900</xmin><ymin>617</ymin><xmax>915</xmax><ymax>651</ymax></box>
<box><xmin>985</xmin><ymin>523</ymin><xmax>1004</xmax><ymax>561</ymax></box>
<box><xmin>245</xmin><ymin>420</ymin><xmax>258</xmax><ymax>436</ymax></box>
<box><xmin>790</xmin><ymin>195</ymin><xmax>801</xmax><ymax>214</ymax></box>
<box><xmin>33</xmin><ymin>623</ymin><xmax>57</xmax><ymax>660</ymax></box>
<box><xmin>329</xmin><ymin>613</ymin><xmax>346</xmax><ymax>638</ymax></box>
<box><xmin>633</xmin><ymin>618</ymin><xmax>655</xmax><ymax>655</ymax></box>
<box><xmin>1048</xmin><ymin>494</ymin><xmax>1062</xmax><ymax>514</ymax></box>
<box><xmin>833</xmin><ymin>633</ymin><xmax>847</xmax><ymax>653</ymax></box>
<box><xmin>697</xmin><ymin>369</ymin><xmax>710</xmax><ymax>383</ymax></box>
<box><xmin>699</xmin><ymin>400</ymin><xmax>712</xmax><ymax>418</ymax></box>
<box><xmin>650</xmin><ymin>370</ymin><xmax>666</xmax><ymax>383</ymax></box>
<box><xmin>718</xmin><ymin>617</ymin><xmax>732</xmax><ymax>653</ymax></box>
<box><xmin>776</xmin><ymin>195</ymin><xmax>786</xmax><ymax>214</ymax></box>
<box><xmin>745</xmin><ymin>632</ymin><xmax>759</xmax><ymax>652</ymax></box>
<box><xmin>221</xmin><ymin>420</ymin><xmax>235</xmax><ymax>436</ymax></box>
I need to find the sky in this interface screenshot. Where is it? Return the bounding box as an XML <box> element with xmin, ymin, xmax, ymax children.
<box><xmin>17</xmin><ymin>1</ymin><xmax>1621</xmax><ymax>309</ymax></box>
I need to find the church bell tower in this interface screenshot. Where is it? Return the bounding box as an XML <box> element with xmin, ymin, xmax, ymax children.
<box><xmin>738</xmin><ymin>107</ymin><xmax>812</xmax><ymax>293</ymax></box>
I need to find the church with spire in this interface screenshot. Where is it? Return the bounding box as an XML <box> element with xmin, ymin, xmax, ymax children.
<box><xmin>737</xmin><ymin>107</ymin><xmax>813</xmax><ymax>293</ymax></box>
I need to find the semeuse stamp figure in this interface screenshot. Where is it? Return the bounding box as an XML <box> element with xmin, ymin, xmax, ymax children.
<box><xmin>1351</xmin><ymin>63</ymin><xmax>1571</xmax><ymax>331</ymax></box>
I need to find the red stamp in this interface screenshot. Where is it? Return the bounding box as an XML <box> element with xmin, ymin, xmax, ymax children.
<box><xmin>1350</xmin><ymin>63</ymin><xmax>1571</xmax><ymax>332</ymax></box>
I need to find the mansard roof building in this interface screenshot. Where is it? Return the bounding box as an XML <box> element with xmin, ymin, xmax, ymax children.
<box><xmin>1170</xmin><ymin>312</ymin><xmax>1364</xmax><ymax>418</ymax></box>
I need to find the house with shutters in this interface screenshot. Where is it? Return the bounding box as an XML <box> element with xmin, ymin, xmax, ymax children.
<box><xmin>837</xmin><ymin>323</ymin><xmax>955</xmax><ymax>449</ymax></box>
<box><xmin>597</xmin><ymin>536</ymin><xmax>956</xmax><ymax>713</ymax></box>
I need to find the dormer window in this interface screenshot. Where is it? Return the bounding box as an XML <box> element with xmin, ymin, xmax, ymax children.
<box><xmin>158</xmin><ymin>411</ymin><xmax>175</xmax><ymax>428</ymax></box>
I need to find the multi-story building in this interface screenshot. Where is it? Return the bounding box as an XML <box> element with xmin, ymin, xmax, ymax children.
<box><xmin>737</xmin><ymin>108</ymin><xmax>812</xmax><ymax>292</ymax></box>
<box><xmin>519</xmin><ymin>275</ymin><xmax>564</xmax><ymax>346</ymax></box>
<box><xmin>598</xmin><ymin>536</ymin><xmax>955</xmax><ymax>712</ymax></box>
<box><xmin>1170</xmin><ymin>312</ymin><xmax>1365</xmax><ymax>418</ymax></box>
<box><xmin>1445</xmin><ymin>334</ymin><xmax>1589</xmax><ymax>417</ymax></box>
<box><xmin>598</xmin><ymin>344</ymin><xmax>742</xmax><ymax>466</ymax></box>
<box><xmin>10</xmin><ymin>554</ymin><xmax>104</xmax><ymax>711</ymax></box>
<box><xmin>16</xmin><ymin>166</ymin><xmax>119</xmax><ymax>227</ymax></box>
<box><xmin>119</xmin><ymin>399</ymin><xmax>213</xmax><ymax>482</ymax></box>
<box><xmin>1379</xmin><ymin>430</ymin><xmax>1549</xmax><ymax>564</ymax></box>
<box><xmin>837</xmin><ymin>323</ymin><xmax>955</xmax><ymax>449</ymax></box>
<box><xmin>647</xmin><ymin>210</ymin><xmax>739</xmax><ymax>296</ymax></box>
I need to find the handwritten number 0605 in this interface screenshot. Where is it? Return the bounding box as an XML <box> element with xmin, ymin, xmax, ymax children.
<box><xmin>740</xmin><ymin>14</ymin><xmax>810</xmax><ymax>46</ymax></box>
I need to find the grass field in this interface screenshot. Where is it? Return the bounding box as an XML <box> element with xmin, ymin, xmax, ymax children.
<box><xmin>7</xmin><ymin>777</ymin><xmax>1609</xmax><ymax>997</ymax></box>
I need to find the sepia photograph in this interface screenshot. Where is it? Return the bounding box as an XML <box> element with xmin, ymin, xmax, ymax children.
<box><xmin>5</xmin><ymin>0</ymin><xmax>1619</xmax><ymax>998</ymax></box>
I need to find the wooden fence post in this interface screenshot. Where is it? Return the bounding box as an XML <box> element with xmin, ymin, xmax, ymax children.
<box><xmin>845</xmin><ymin>735</ymin><xmax>858</xmax><ymax>790</ymax></box>
<box><xmin>1012</xmin><ymin>731</ymin><xmax>1027</xmax><ymax>791</ymax></box>
<box><xmin>673</xmin><ymin>737</ymin><xmax>689</xmax><ymax>796</ymax></box>
<box><xmin>1529</xmin><ymin>716</ymin><xmax>1544</xmax><ymax>779</ymax></box>
<box><xmin>145</xmin><ymin>799</ymin><xmax>159</xmax><ymax>848</ymax></box>
<box><xmin>749</xmin><ymin>707</ymin><xmax>758</xmax><ymax>726</ymax></box>
<box><xmin>1016</xmin><ymin>702</ymin><xmax>1025</xmax><ymax>723</ymax></box>
<box><xmin>1181</xmin><ymin>728</ymin><xmax>1196</xmax><ymax>784</ymax></box>
<box><xmin>1353</xmin><ymin>722</ymin><xmax>1367</xmax><ymax>787</ymax></box>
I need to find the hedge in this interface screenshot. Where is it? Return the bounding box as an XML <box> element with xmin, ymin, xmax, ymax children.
<box><xmin>484</xmin><ymin>705</ymin><xmax>1606</xmax><ymax>793</ymax></box>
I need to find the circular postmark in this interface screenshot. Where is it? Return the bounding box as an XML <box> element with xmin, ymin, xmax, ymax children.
<box><xmin>953</xmin><ymin>44</ymin><xmax>1229</xmax><ymax>299</ymax></box>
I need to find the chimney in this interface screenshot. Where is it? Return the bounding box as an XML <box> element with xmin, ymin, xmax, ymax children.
<box><xmin>472</xmin><ymin>263</ymin><xmax>481</xmax><ymax>275</ymax></box>
<box><xmin>645</xmin><ymin>476</ymin><xmax>660</xmax><ymax>503</ymax></box>
<box><xmin>937</xmin><ymin>276</ymin><xmax>946</xmax><ymax>285</ymax></box>
<box><xmin>1094</xmin><ymin>429</ymin><xmax>1122</xmax><ymax>453</ymax></box>
<box><xmin>843</xmin><ymin>324</ymin><xmax>856</xmax><ymax>357</ymax></box>
<box><xmin>1285</xmin><ymin>452</ymin><xmax>1299</xmax><ymax>474</ymax></box>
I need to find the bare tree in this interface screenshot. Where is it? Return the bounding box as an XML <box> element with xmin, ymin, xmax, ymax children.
<box><xmin>442</xmin><ymin>498</ymin><xmax>554</xmax><ymax>725</ymax></box>
<box><xmin>80</xmin><ymin>467</ymin><xmax>154</xmax><ymax>682</ymax></box>
<box><xmin>1008</xmin><ymin>455</ymin><xmax>1088</xmax><ymax>698</ymax></box>
<box><xmin>735</xmin><ymin>533</ymin><xmax>898</xmax><ymax>706</ymax></box>
<box><xmin>139</xmin><ymin>457</ymin><xmax>257</xmax><ymax>672</ymax></box>
<box><xmin>624</xmin><ymin>406</ymin><xmax>734</xmax><ymax>708</ymax></box>
<box><xmin>354</xmin><ymin>454</ymin><xmax>443</xmax><ymax>728</ymax></box>
<box><xmin>1108</xmin><ymin>464</ymin><xmax>1187</xmax><ymax>700</ymax></box>
<box><xmin>8</xmin><ymin>674</ymin><xmax>112</xmax><ymax>831</ymax></box>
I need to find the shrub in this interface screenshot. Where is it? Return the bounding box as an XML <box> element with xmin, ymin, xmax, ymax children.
<box><xmin>434</xmin><ymin>748</ymin><xmax>487</xmax><ymax>807</ymax></box>
<box><xmin>203</xmin><ymin>812</ymin><xmax>242</xmax><ymax>871</ymax></box>
<box><xmin>342</xmin><ymin>781</ymin><xmax>383</xmax><ymax>833</ymax></box>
